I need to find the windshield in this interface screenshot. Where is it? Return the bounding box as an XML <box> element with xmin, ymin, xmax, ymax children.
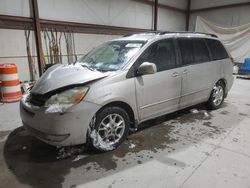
<box><xmin>77</xmin><ymin>40</ymin><xmax>145</xmax><ymax>72</ymax></box>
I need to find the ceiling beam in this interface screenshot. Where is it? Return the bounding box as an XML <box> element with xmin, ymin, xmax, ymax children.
<box><xmin>0</xmin><ymin>15</ymin><xmax>32</xmax><ymax>23</ymax></box>
<box><xmin>0</xmin><ymin>15</ymin><xmax>150</xmax><ymax>34</ymax></box>
<box><xmin>191</xmin><ymin>2</ymin><xmax>250</xmax><ymax>13</ymax></box>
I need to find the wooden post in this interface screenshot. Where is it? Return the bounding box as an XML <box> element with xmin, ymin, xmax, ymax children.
<box><xmin>154</xmin><ymin>0</ymin><xmax>158</xmax><ymax>31</ymax></box>
<box><xmin>31</xmin><ymin>0</ymin><xmax>44</xmax><ymax>76</ymax></box>
<box><xmin>186</xmin><ymin>0</ymin><xmax>191</xmax><ymax>31</ymax></box>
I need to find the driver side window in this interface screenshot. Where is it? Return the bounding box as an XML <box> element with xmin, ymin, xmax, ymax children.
<box><xmin>137</xmin><ymin>39</ymin><xmax>177</xmax><ymax>72</ymax></box>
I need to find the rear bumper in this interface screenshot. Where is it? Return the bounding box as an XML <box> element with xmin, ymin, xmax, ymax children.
<box><xmin>226</xmin><ymin>75</ymin><xmax>234</xmax><ymax>94</ymax></box>
<box><xmin>20</xmin><ymin>95</ymin><xmax>102</xmax><ymax>146</ymax></box>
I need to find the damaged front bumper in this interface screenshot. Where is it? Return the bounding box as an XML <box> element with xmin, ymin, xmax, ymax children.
<box><xmin>20</xmin><ymin>96</ymin><xmax>102</xmax><ymax>147</ymax></box>
<box><xmin>24</xmin><ymin>124</ymin><xmax>70</xmax><ymax>142</ymax></box>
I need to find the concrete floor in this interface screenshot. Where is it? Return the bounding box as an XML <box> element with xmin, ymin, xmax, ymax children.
<box><xmin>0</xmin><ymin>77</ymin><xmax>250</xmax><ymax>188</ymax></box>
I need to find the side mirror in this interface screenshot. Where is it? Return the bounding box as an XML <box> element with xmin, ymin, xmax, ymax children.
<box><xmin>137</xmin><ymin>62</ymin><xmax>157</xmax><ymax>76</ymax></box>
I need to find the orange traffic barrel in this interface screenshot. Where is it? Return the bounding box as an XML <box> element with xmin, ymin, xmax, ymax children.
<box><xmin>0</xmin><ymin>63</ymin><xmax>22</xmax><ymax>102</ymax></box>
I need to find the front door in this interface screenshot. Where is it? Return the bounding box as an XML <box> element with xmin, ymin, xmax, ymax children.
<box><xmin>134</xmin><ymin>39</ymin><xmax>182</xmax><ymax>121</ymax></box>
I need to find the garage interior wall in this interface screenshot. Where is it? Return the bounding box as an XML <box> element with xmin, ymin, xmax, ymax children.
<box><xmin>0</xmin><ymin>0</ymin><xmax>186</xmax><ymax>81</ymax></box>
<box><xmin>189</xmin><ymin>0</ymin><xmax>250</xmax><ymax>31</ymax></box>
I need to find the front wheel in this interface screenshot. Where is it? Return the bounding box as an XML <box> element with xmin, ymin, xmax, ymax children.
<box><xmin>207</xmin><ymin>81</ymin><xmax>225</xmax><ymax>110</ymax></box>
<box><xmin>88</xmin><ymin>106</ymin><xmax>130</xmax><ymax>152</ymax></box>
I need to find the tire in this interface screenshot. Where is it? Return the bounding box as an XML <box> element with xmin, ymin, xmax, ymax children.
<box><xmin>207</xmin><ymin>81</ymin><xmax>225</xmax><ymax>110</ymax></box>
<box><xmin>88</xmin><ymin>106</ymin><xmax>130</xmax><ymax>152</ymax></box>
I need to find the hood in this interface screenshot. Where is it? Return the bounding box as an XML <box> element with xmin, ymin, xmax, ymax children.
<box><xmin>31</xmin><ymin>64</ymin><xmax>110</xmax><ymax>95</ymax></box>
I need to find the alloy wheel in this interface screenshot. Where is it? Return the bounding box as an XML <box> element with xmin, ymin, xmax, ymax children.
<box><xmin>212</xmin><ymin>85</ymin><xmax>224</xmax><ymax>106</ymax></box>
<box><xmin>97</xmin><ymin>113</ymin><xmax>126</xmax><ymax>146</ymax></box>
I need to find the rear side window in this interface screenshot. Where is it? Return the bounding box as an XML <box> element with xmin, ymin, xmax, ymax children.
<box><xmin>205</xmin><ymin>39</ymin><xmax>229</xmax><ymax>60</ymax></box>
<box><xmin>177</xmin><ymin>38</ymin><xmax>210</xmax><ymax>65</ymax></box>
<box><xmin>193</xmin><ymin>39</ymin><xmax>210</xmax><ymax>63</ymax></box>
<box><xmin>177</xmin><ymin>38</ymin><xmax>193</xmax><ymax>65</ymax></box>
<box><xmin>137</xmin><ymin>39</ymin><xmax>177</xmax><ymax>72</ymax></box>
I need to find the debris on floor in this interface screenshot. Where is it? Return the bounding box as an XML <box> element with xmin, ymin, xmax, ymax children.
<box><xmin>190</xmin><ymin>108</ymin><xmax>199</xmax><ymax>114</ymax></box>
<box><xmin>129</xmin><ymin>143</ymin><xmax>136</xmax><ymax>149</ymax></box>
<box><xmin>201</xmin><ymin>110</ymin><xmax>210</xmax><ymax>118</ymax></box>
<box><xmin>72</xmin><ymin>155</ymin><xmax>87</xmax><ymax>162</ymax></box>
<box><xmin>190</xmin><ymin>108</ymin><xmax>211</xmax><ymax>118</ymax></box>
<box><xmin>57</xmin><ymin>146</ymin><xmax>86</xmax><ymax>160</ymax></box>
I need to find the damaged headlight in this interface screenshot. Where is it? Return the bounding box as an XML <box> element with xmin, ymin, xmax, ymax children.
<box><xmin>45</xmin><ymin>87</ymin><xmax>89</xmax><ymax>113</ymax></box>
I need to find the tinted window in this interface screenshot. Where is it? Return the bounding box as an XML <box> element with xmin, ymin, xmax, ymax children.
<box><xmin>177</xmin><ymin>38</ymin><xmax>193</xmax><ymax>65</ymax></box>
<box><xmin>137</xmin><ymin>39</ymin><xmax>176</xmax><ymax>72</ymax></box>
<box><xmin>205</xmin><ymin>39</ymin><xmax>229</xmax><ymax>60</ymax></box>
<box><xmin>193</xmin><ymin>39</ymin><xmax>210</xmax><ymax>63</ymax></box>
<box><xmin>178</xmin><ymin>38</ymin><xmax>210</xmax><ymax>65</ymax></box>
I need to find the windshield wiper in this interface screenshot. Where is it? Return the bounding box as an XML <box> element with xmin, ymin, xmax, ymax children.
<box><xmin>96</xmin><ymin>68</ymin><xmax>117</xmax><ymax>72</ymax></box>
<box><xmin>80</xmin><ymin>64</ymin><xmax>95</xmax><ymax>71</ymax></box>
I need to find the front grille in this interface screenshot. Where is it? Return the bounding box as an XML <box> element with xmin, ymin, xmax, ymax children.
<box><xmin>28</xmin><ymin>94</ymin><xmax>49</xmax><ymax>107</ymax></box>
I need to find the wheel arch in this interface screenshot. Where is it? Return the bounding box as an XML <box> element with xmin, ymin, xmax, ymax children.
<box><xmin>217</xmin><ymin>78</ymin><xmax>226</xmax><ymax>87</ymax></box>
<box><xmin>96</xmin><ymin>101</ymin><xmax>136</xmax><ymax>129</ymax></box>
<box><xmin>217</xmin><ymin>78</ymin><xmax>227</xmax><ymax>96</ymax></box>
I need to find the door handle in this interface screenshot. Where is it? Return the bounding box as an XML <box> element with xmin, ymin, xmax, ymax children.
<box><xmin>183</xmin><ymin>69</ymin><xmax>189</xmax><ymax>74</ymax></box>
<box><xmin>172</xmin><ymin>72</ymin><xmax>179</xmax><ymax>77</ymax></box>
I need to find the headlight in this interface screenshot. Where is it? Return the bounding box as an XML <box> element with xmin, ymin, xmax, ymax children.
<box><xmin>45</xmin><ymin>87</ymin><xmax>89</xmax><ymax>113</ymax></box>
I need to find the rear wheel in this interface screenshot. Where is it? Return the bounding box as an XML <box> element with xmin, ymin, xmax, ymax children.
<box><xmin>88</xmin><ymin>106</ymin><xmax>130</xmax><ymax>152</ymax></box>
<box><xmin>207</xmin><ymin>81</ymin><xmax>225</xmax><ymax>110</ymax></box>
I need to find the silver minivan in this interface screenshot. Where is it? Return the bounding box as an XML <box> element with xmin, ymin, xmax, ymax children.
<box><xmin>20</xmin><ymin>32</ymin><xmax>234</xmax><ymax>151</ymax></box>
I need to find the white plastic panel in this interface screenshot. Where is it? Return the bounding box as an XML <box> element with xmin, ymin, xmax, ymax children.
<box><xmin>191</xmin><ymin>0</ymin><xmax>250</xmax><ymax>10</ymax></box>
<box><xmin>0</xmin><ymin>0</ymin><xmax>30</xmax><ymax>17</ymax></box>
<box><xmin>158</xmin><ymin>8</ymin><xmax>186</xmax><ymax>31</ymax></box>
<box><xmin>38</xmin><ymin>0</ymin><xmax>153</xmax><ymax>29</ymax></box>
<box><xmin>159</xmin><ymin>0</ymin><xmax>187</xmax><ymax>10</ymax></box>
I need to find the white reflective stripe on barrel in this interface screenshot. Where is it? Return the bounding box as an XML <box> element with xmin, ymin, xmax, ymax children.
<box><xmin>1</xmin><ymin>85</ymin><xmax>21</xmax><ymax>93</ymax></box>
<box><xmin>0</xmin><ymin>73</ymin><xmax>19</xmax><ymax>81</ymax></box>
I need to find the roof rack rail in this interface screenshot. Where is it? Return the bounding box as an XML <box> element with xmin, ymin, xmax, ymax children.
<box><xmin>159</xmin><ymin>31</ymin><xmax>218</xmax><ymax>38</ymax></box>
<box><xmin>123</xmin><ymin>31</ymin><xmax>161</xmax><ymax>37</ymax></box>
<box><xmin>123</xmin><ymin>31</ymin><xmax>218</xmax><ymax>38</ymax></box>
